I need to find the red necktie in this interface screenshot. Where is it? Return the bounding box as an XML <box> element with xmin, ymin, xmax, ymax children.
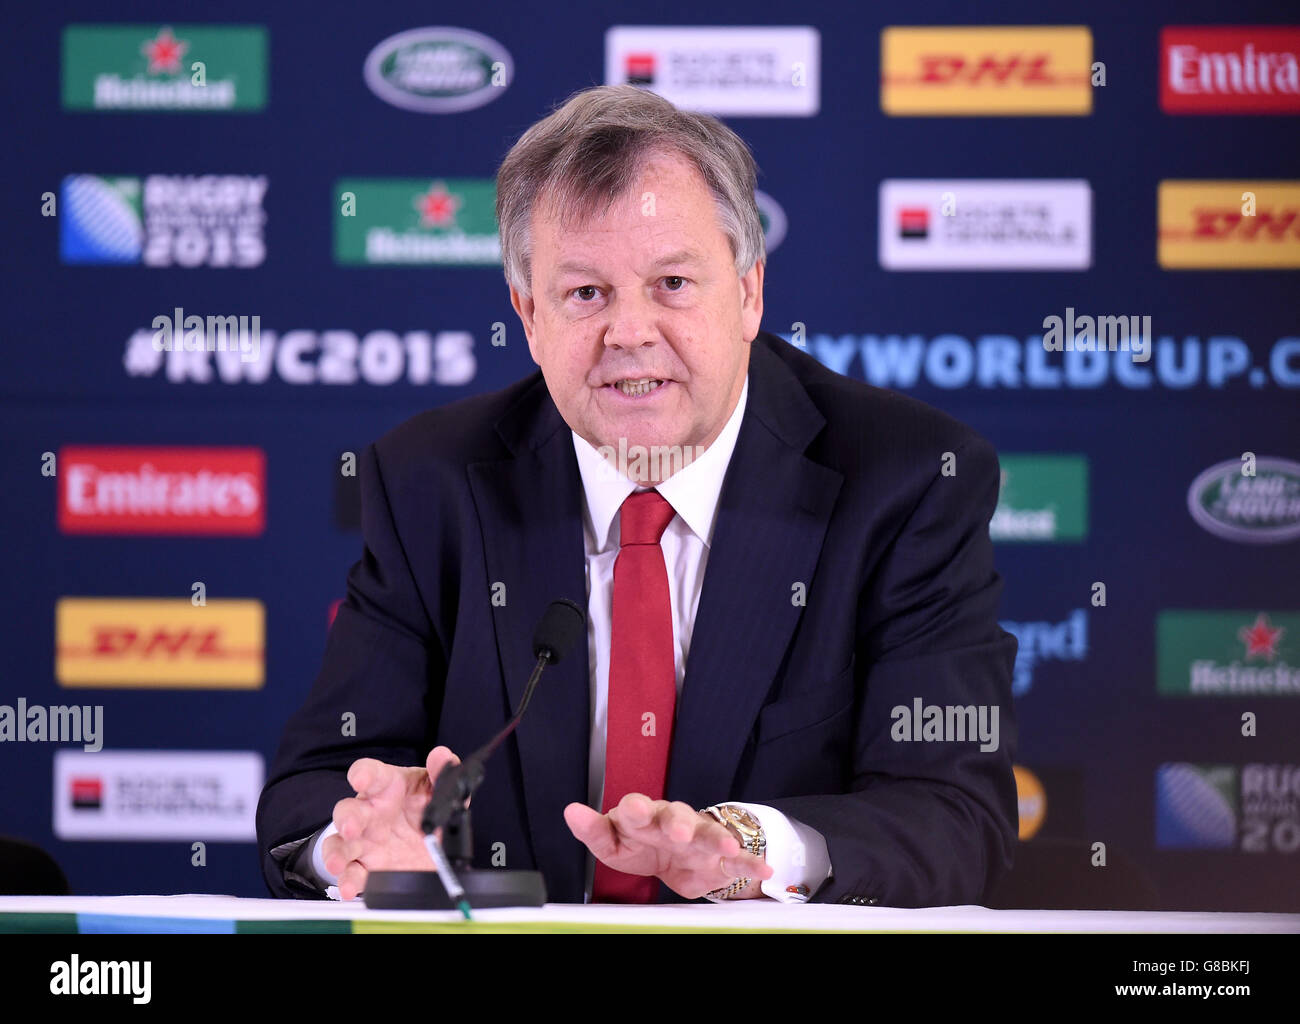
<box><xmin>592</xmin><ymin>489</ymin><xmax>678</xmax><ymax>903</ymax></box>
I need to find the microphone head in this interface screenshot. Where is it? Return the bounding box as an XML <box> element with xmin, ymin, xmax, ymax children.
<box><xmin>533</xmin><ymin>598</ymin><xmax>586</xmax><ymax>664</ymax></box>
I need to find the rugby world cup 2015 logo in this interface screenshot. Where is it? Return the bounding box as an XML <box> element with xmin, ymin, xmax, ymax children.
<box><xmin>1156</xmin><ymin>763</ymin><xmax>1238</xmax><ymax>848</ymax></box>
<box><xmin>60</xmin><ymin>175</ymin><xmax>143</xmax><ymax>264</ymax></box>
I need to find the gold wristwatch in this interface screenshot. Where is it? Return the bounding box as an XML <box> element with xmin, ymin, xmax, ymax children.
<box><xmin>701</xmin><ymin>804</ymin><xmax>766</xmax><ymax>902</ymax></box>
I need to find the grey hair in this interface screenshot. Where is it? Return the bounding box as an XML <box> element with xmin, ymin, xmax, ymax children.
<box><xmin>495</xmin><ymin>84</ymin><xmax>765</xmax><ymax>298</ymax></box>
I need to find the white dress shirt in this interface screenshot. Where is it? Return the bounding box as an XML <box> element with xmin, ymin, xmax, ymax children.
<box><xmin>571</xmin><ymin>372</ymin><xmax>829</xmax><ymax>903</ymax></box>
<box><xmin>305</xmin><ymin>371</ymin><xmax>831</xmax><ymax>902</ymax></box>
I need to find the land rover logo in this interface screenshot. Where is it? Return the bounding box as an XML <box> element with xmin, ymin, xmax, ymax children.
<box><xmin>1187</xmin><ymin>457</ymin><xmax>1300</xmax><ymax>543</ymax></box>
<box><xmin>755</xmin><ymin>190</ymin><xmax>787</xmax><ymax>254</ymax></box>
<box><xmin>364</xmin><ymin>27</ymin><xmax>512</xmax><ymax>113</ymax></box>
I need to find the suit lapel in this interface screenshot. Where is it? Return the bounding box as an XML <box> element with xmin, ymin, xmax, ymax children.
<box><xmin>464</xmin><ymin>334</ymin><xmax>842</xmax><ymax>892</ymax></box>
<box><xmin>468</xmin><ymin>379</ymin><xmax>590</xmax><ymax>899</ymax></box>
<box><xmin>667</xmin><ymin>335</ymin><xmax>844</xmax><ymax>811</ymax></box>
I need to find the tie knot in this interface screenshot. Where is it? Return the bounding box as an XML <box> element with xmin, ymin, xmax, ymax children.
<box><xmin>619</xmin><ymin>490</ymin><xmax>675</xmax><ymax>546</ymax></box>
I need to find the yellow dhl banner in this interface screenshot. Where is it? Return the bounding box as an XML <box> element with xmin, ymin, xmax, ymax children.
<box><xmin>881</xmin><ymin>26</ymin><xmax>1093</xmax><ymax>115</ymax></box>
<box><xmin>56</xmin><ymin>598</ymin><xmax>265</xmax><ymax>688</ymax></box>
<box><xmin>1158</xmin><ymin>181</ymin><xmax>1300</xmax><ymax>269</ymax></box>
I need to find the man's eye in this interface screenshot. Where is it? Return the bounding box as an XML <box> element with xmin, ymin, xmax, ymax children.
<box><xmin>663</xmin><ymin>276</ymin><xmax>685</xmax><ymax>291</ymax></box>
<box><xmin>573</xmin><ymin>286</ymin><xmax>598</xmax><ymax>301</ymax></box>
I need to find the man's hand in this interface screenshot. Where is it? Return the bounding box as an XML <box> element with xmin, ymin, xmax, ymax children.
<box><xmin>564</xmin><ymin>793</ymin><xmax>774</xmax><ymax>900</ymax></box>
<box><xmin>322</xmin><ymin>746</ymin><xmax>462</xmax><ymax>900</ymax></box>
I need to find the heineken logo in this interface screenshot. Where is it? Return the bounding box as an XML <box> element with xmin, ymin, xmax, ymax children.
<box><xmin>1158</xmin><ymin>611</ymin><xmax>1300</xmax><ymax>697</ymax></box>
<box><xmin>1187</xmin><ymin>457</ymin><xmax>1300</xmax><ymax>543</ymax></box>
<box><xmin>989</xmin><ymin>454</ymin><xmax>1088</xmax><ymax>542</ymax></box>
<box><xmin>363</xmin><ymin>27</ymin><xmax>512</xmax><ymax>113</ymax></box>
<box><xmin>62</xmin><ymin>24</ymin><xmax>267</xmax><ymax>112</ymax></box>
<box><xmin>334</xmin><ymin>178</ymin><xmax>500</xmax><ymax>266</ymax></box>
<box><xmin>416</xmin><ymin>183</ymin><xmax>461</xmax><ymax>228</ymax></box>
<box><xmin>142</xmin><ymin>27</ymin><xmax>186</xmax><ymax>74</ymax></box>
<box><xmin>1240</xmin><ymin>612</ymin><xmax>1284</xmax><ymax>660</ymax></box>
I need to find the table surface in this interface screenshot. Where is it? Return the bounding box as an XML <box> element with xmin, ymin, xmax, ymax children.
<box><xmin>2</xmin><ymin>895</ymin><xmax>1298</xmax><ymax>933</ymax></box>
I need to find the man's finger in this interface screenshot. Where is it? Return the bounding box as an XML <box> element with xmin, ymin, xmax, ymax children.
<box><xmin>337</xmin><ymin>861</ymin><xmax>368</xmax><ymax>901</ymax></box>
<box><xmin>606</xmin><ymin>792</ymin><xmax>657</xmax><ymax>835</ymax></box>
<box><xmin>321</xmin><ymin>832</ymin><xmax>364</xmax><ymax>878</ymax></box>
<box><xmin>702</xmin><ymin>819</ymin><xmax>742</xmax><ymax>856</ymax></box>
<box><xmin>332</xmin><ymin>797</ymin><xmax>373</xmax><ymax>840</ymax></box>
<box><xmin>424</xmin><ymin>747</ymin><xmax>468</xmax><ymax>808</ymax></box>
<box><xmin>718</xmin><ymin>851</ymin><xmax>773</xmax><ymax>882</ymax></box>
<box><xmin>563</xmin><ymin>802</ymin><xmax>619</xmax><ymax>859</ymax></box>
<box><xmin>425</xmin><ymin>745</ymin><xmax>461</xmax><ymax>779</ymax></box>
<box><xmin>652</xmin><ymin>801</ymin><xmax>707</xmax><ymax>844</ymax></box>
<box><xmin>320</xmin><ymin>833</ymin><xmax>345</xmax><ymax>877</ymax></box>
<box><xmin>347</xmin><ymin>757</ymin><xmax>394</xmax><ymax>798</ymax></box>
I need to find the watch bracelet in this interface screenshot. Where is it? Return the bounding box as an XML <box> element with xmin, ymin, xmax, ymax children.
<box><xmin>701</xmin><ymin>804</ymin><xmax>764</xmax><ymax>900</ymax></box>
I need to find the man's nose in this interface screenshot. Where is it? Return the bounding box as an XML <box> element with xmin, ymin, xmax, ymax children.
<box><xmin>602</xmin><ymin>287</ymin><xmax>660</xmax><ymax>349</ymax></box>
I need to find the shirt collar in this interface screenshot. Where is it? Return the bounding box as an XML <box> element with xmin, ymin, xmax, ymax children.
<box><xmin>571</xmin><ymin>372</ymin><xmax>749</xmax><ymax>553</ymax></box>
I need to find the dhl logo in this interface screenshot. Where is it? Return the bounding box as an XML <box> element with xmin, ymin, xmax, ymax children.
<box><xmin>90</xmin><ymin>627</ymin><xmax>225</xmax><ymax>657</ymax></box>
<box><xmin>1188</xmin><ymin>209</ymin><xmax>1300</xmax><ymax>240</ymax></box>
<box><xmin>882</xmin><ymin>26</ymin><xmax>1093</xmax><ymax>115</ymax></box>
<box><xmin>914</xmin><ymin>54</ymin><xmax>1065</xmax><ymax>84</ymax></box>
<box><xmin>56</xmin><ymin>598</ymin><xmax>264</xmax><ymax>688</ymax></box>
<box><xmin>1159</xmin><ymin>181</ymin><xmax>1300</xmax><ymax>268</ymax></box>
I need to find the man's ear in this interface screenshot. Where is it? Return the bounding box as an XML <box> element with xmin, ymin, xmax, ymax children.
<box><xmin>739</xmin><ymin>259</ymin><xmax>764</xmax><ymax>342</ymax></box>
<box><xmin>508</xmin><ymin>283</ymin><xmax>540</xmax><ymax>364</ymax></box>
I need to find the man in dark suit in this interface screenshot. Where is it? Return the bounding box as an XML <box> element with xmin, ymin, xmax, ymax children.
<box><xmin>256</xmin><ymin>84</ymin><xmax>1018</xmax><ymax>907</ymax></box>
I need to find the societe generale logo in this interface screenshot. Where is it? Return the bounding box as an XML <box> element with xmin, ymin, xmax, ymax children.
<box><xmin>55</xmin><ymin>598</ymin><xmax>265</xmax><ymax>689</ymax></box>
<box><xmin>881</xmin><ymin>26</ymin><xmax>1093</xmax><ymax>115</ymax></box>
<box><xmin>58</xmin><ymin>446</ymin><xmax>265</xmax><ymax>535</ymax></box>
<box><xmin>1161</xmin><ymin>26</ymin><xmax>1300</xmax><ymax>114</ymax></box>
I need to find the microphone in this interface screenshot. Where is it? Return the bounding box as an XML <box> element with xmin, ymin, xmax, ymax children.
<box><xmin>365</xmin><ymin>598</ymin><xmax>586</xmax><ymax>912</ymax></box>
<box><xmin>533</xmin><ymin>597</ymin><xmax>586</xmax><ymax>665</ymax></box>
<box><xmin>420</xmin><ymin>598</ymin><xmax>586</xmax><ymax>835</ymax></box>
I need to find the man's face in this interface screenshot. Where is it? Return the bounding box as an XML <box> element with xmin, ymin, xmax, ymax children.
<box><xmin>510</xmin><ymin>151</ymin><xmax>763</xmax><ymax>478</ymax></box>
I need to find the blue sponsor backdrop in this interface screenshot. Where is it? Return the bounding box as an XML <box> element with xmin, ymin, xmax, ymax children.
<box><xmin>3</xmin><ymin>0</ymin><xmax>1298</xmax><ymax>909</ymax></box>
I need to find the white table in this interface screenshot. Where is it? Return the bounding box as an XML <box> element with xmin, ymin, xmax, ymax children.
<box><xmin>2</xmin><ymin>895</ymin><xmax>1296</xmax><ymax>933</ymax></box>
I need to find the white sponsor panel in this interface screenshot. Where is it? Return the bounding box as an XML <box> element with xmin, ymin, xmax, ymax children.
<box><xmin>53</xmin><ymin>750</ymin><xmax>263</xmax><ymax>840</ymax></box>
<box><xmin>879</xmin><ymin>179</ymin><xmax>1091</xmax><ymax>270</ymax></box>
<box><xmin>605</xmin><ymin>26</ymin><xmax>819</xmax><ymax>116</ymax></box>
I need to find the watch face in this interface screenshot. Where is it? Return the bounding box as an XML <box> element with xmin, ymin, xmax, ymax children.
<box><xmin>728</xmin><ymin>808</ymin><xmax>761</xmax><ymax>834</ymax></box>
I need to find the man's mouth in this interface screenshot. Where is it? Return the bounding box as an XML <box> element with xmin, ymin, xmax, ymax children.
<box><xmin>609</xmin><ymin>377</ymin><xmax>666</xmax><ymax>398</ymax></box>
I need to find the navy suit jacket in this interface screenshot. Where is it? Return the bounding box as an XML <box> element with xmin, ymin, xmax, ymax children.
<box><xmin>256</xmin><ymin>330</ymin><xmax>1018</xmax><ymax>906</ymax></box>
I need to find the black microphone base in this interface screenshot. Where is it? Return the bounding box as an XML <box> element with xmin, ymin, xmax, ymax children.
<box><xmin>362</xmin><ymin>869</ymin><xmax>547</xmax><ymax>910</ymax></box>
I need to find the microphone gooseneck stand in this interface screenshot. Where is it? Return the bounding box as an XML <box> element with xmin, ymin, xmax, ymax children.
<box><xmin>363</xmin><ymin>599</ymin><xmax>585</xmax><ymax>914</ymax></box>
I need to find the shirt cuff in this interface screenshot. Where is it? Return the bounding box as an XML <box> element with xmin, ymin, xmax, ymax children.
<box><xmin>311</xmin><ymin>822</ymin><xmax>342</xmax><ymax>889</ymax></box>
<box><xmin>727</xmin><ymin>802</ymin><xmax>832</xmax><ymax>904</ymax></box>
<box><xmin>267</xmin><ymin>825</ymin><xmax>340</xmax><ymax>899</ymax></box>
